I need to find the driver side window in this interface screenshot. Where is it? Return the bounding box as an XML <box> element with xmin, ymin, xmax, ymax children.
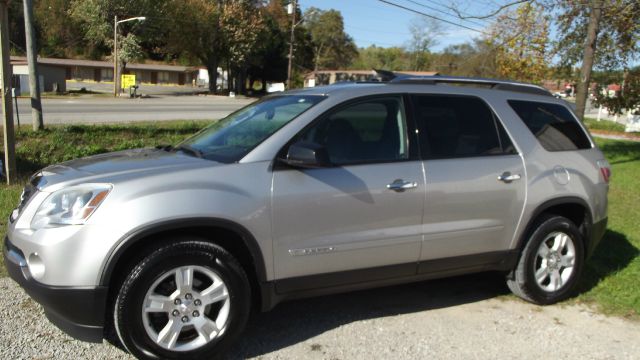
<box><xmin>298</xmin><ymin>97</ymin><xmax>409</xmax><ymax>165</ymax></box>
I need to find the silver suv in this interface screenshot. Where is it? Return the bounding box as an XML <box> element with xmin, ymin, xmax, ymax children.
<box><xmin>5</xmin><ymin>76</ymin><xmax>609</xmax><ymax>359</ymax></box>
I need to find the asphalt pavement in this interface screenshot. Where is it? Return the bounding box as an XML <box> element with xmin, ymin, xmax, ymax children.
<box><xmin>12</xmin><ymin>95</ymin><xmax>254</xmax><ymax>125</ymax></box>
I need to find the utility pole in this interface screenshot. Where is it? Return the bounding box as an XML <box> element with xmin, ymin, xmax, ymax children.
<box><xmin>23</xmin><ymin>0</ymin><xmax>43</xmax><ymax>130</ymax></box>
<box><xmin>113</xmin><ymin>15</ymin><xmax>118</xmax><ymax>97</ymax></box>
<box><xmin>113</xmin><ymin>16</ymin><xmax>145</xmax><ymax>97</ymax></box>
<box><xmin>286</xmin><ymin>0</ymin><xmax>296</xmax><ymax>90</ymax></box>
<box><xmin>1</xmin><ymin>0</ymin><xmax>16</xmax><ymax>184</ymax></box>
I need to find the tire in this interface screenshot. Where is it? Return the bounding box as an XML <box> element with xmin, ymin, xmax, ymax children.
<box><xmin>113</xmin><ymin>239</ymin><xmax>251</xmax><ymax>360</ymax></box>
<box><xmin>507</xmin><ymin>214</ymin><xmax>585</xmax><ymax>305</ymax></box>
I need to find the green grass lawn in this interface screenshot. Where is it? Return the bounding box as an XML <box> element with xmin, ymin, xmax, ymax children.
<box><xmin>0</xmin><ymin>123</ymin><xmax>639</xmax><ymax>318</ymax></box>
<box><xmin>576</xmin><ymin>138</ymin><xmax>640</xmax><ymax>317</ymax></box>
<box><xmin>584</xmin><ymin>117</ymin><xmax>628</xmax><ymax>133</ymax></box>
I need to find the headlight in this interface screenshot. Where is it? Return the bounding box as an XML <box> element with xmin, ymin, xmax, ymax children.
<box><xmin>31</xmin><ymin>184</ymin><xmax>112</xmax><ymax>229</ymax></box>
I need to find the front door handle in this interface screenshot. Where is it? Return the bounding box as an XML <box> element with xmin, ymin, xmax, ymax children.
<box><xmin>387</xmin><ymin>179</ymin><xmax>418</xmax><ymax>192</ymax></box>
<box><xmin>498</xmin><ymin>171</ymin><xmax>521</xmax><ymax>183</ymax></box>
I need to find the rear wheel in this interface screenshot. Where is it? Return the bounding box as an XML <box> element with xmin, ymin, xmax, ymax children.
<box><xmin>114</xmin><ymin>240</ymin><xmax>250</xmax><ymax>360</ymax></box>
<box><xmin>507</xmin><ymin>215</ymin><xmax>585</xmax><ymax>305</ymax></box>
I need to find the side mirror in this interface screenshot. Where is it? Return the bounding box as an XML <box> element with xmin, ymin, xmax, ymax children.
<box><xmin>280</xmin><ymin>141</ymin><xmax>330</xmax><ymax>168</ymax></box>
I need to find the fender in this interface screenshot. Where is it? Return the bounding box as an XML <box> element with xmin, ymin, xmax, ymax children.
<box><xmin>99</xmin><ymin>217</ymin><xmax>268</xmax><ymax>286</ymax></box>
<box><xmin>515</xmin><ymin>196</ymin><xmax>593</xmax><ymax>252</ymax></box>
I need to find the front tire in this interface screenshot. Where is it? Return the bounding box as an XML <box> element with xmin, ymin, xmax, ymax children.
<box><xmin>507</xmin><ymin>215</ymin><xmax>585</xmax><ymax>305</ymax></box>
<box><xmin>114</xmin><ymin>240</ymin><xmax>251</xmax><ymax>360</ymax></box>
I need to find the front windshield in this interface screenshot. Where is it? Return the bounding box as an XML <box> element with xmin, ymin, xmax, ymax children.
<box><xmin>178</xmin><ymin>95</ymin><xmax>325</xmax><ymax>163</ymax></box>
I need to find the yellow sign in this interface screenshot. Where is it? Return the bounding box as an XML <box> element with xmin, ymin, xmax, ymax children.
<box><xmin>121</xmin><ymin>74</ymin><xmax>136</xmax><ymax>89</ymax></box>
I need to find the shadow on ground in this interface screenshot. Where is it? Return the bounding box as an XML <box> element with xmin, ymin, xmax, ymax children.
<box><xmin>578</xmin><ymin>229</ymin><xmax>639</xmax><ymax>294</ymax></box>
<box><xmin>225</xmin><ymin>229</ymin><xmax>639</xmax><ymax>359</ymax></box>
<box><xmin>226</xmin><ymin>272</ymin><xmax>509</xmax><ymax>359</ymax></box>
<box><xmin>598</xmin><ymin>140</ymin><xmax>640</xmax><ymax>164</ymax></box>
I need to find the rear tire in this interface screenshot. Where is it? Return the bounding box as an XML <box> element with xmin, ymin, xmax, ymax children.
<box><xmin>113</xmin><ymin>239</ymin><xmax>250</xmax><ymax>360</ymax></box>
<box><xmin>507</xmin><ymin>215</ymin><xmax>584</xmax><ymax>305</ymax></box>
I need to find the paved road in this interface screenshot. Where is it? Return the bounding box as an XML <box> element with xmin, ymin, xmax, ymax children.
<box><xmin>1</xmin><ymin>274</ymin><xmax>639</xmax><ymax>360</ymax></box>
<box><xmin>12</xmin><ymin>95</ymin><xmax>253</xmax><ymax>125</ymax></box>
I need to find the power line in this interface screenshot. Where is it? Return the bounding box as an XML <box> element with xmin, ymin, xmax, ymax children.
<box><xmin>376</xmin><ymin>0</ymin><xmax>488</xmax><ymax>35</ymax></box>
<box><xmin>418</xmin><ymin>0</ymin><xmax>491</xmax><ymax>23</ymax></box>
<box><xmin>400</xmin><ymin>0</ymin><xmax>489</xmax><ymax>28</ymax></box>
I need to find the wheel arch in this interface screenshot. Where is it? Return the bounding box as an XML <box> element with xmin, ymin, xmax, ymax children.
<box><xmin>100</xmin><ymin>218</ymin><xmax>269</xmax><ymax>312</ymax></box>
<box><xmin>516</xmin><ymin>196</ymin><xmax>593</xmax><ymax>253</ymax></box>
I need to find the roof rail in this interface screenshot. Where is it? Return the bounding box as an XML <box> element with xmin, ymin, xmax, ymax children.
<box><xmin>389</xmin><ymin>74</ymin><xmax>552</xmax><ymax>97</ymax></box>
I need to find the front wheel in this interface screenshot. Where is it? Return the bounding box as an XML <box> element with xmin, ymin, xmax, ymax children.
<box><xmin>113</xmin><ymin>240</ymin><xmax>251</xmax><ymax>360</ymax></box>
<box><xmin>507</xmin><ymin>215</ymin><xmax>585</xmax><ymax>305</ymax></box>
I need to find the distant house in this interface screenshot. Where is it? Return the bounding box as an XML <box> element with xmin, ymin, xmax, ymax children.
<box><xmin>10</xmin><ymin>57</ymin><xmax>67</xmax><ymax>94</ymax></box>
<box><xmin>304</xmin><ymin>70</ymin><xmax>439</xmax><ymax>87</ymax></box>
<box><xmin>10</xmin><ymin>56</ymin><xmax>198</xmax><ymax>92</ymax></box>
<box><xmin>195</xmin><ymin>67</ymin><xmax>229</xmax><ymax>89</ymax></box>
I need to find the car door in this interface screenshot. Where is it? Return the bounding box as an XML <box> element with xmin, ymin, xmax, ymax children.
<box><xmin>410</xmin><ymin>94</ymin><xmax>526</xmax><ymax>271</ymax></box>
<box><xmin>271</xmin><ymin>96</ymin><xmax>425</xmax><ymax>291</ymax></box>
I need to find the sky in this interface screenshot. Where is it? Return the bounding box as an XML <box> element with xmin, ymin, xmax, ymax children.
<box><xmin>298</xmin><ymin>0</ymin><xmax>504</xmax><ymax>51</ymax></box>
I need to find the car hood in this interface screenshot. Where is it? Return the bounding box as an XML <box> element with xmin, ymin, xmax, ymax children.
<box><xmin>31</xmin><ymin>148</ymin><xmax>216</xmax><ymax>191</ymax></box>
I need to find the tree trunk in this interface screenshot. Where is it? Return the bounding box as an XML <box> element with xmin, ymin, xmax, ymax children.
<box><xmin>247</xmin><ymin>72</ymin><xmax>254</xmax><ymax>94</ymax></box>
<box><xmin>314</xmin><ymin>43</ymin><xmax>323</xmax><ymax>72</ymax></box>
<box><xmin>234</xmin><ymin>68</ymin><xmax>242</xmax><ymax>95</ymax></box>
<box><xmin>206</xmin><ymin>59</ymin><xmax>219</xmax><ymax>93</ymax></box>
<box><xmin>119</xmin><ymin>62</ymin><xmax>127</xmax><ymax>94</ymax></box>
<box><xmin>575</xmin><ymin>0</ymin><xmax>603</xmax><ymax>121</ymax></box>
<box><xmin>228</xmin><ymin>68</ymin><xmax>235</xmax><ymax>94</ymax></box>
<box><xmin>239</xmin><ymin>66</ymin><xmax>247</xmax><ymax>95</ymax></box>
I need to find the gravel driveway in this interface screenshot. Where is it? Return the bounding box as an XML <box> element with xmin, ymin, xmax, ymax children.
<box><xmin>1</xmin><ymin>273</ymin><xmax>638</xmax><ymax>360</ymax></box>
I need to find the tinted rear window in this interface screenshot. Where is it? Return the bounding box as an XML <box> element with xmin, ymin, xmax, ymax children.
<box><xmin>508</xmin><ymin>100</ymin><xmax>591</xmax><ymax>151</ymax></box>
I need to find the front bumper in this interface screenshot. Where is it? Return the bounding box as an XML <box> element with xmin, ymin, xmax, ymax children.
<box><xmin>4</xmin><ymin>237</ymin><xmax>107</xmax><ymax>343</ymax></box>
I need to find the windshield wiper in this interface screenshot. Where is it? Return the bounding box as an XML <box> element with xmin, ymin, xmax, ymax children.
<box><xmin>174</xmin><ymin>144</ymin><xmax>204</xmax><ymax>158</ymax></box>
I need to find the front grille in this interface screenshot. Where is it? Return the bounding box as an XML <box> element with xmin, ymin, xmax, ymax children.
<box><xmin>17</xmin><ymin>184</ymin><xmax>36</xmax><ymax>212</ymax></box>
<box><xmin>10</xmin><ymin>174</ymin><xmax>42</xmax><ymax>223</ymax></box>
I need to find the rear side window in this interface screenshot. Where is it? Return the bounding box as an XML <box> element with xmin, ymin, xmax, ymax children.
<box><xmin>508</xmin><ymin>100</ymin><xmax>591</xmax><ymax>151</ymax></box>
<box><xmin>411</xmin><ymin>95</ymin><xmax>516</xmax><ymax>159</ymax></box>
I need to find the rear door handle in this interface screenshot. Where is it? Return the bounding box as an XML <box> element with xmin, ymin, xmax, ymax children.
<box><xmin>387</xmin><ymin>179</ymin><xmax>418</xmax><ymax>192</ymax></box>
<box><xmin>498</xmin><ymin>171</ymin><xmax>521</xmax><ymax>183</ymax></box>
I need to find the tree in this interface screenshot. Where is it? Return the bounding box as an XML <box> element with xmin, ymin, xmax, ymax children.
<box><xmin>594</xmin><ymin>68</ymin><xmax>640</xmax><ymax>116</ymax></box>
<box><xmin>165</xmin><ymin>0</ymin><xmax>226</xmax><ymax>92</ymax></box>
<box><xmin>303</xmin><ymin>7</ymin><xmax>357</xmax><ymax>71</ymax></box>
<box><xmin>116</xmin><ymin>33</ymin><xmax>144</xmax><ymax>70</ymax></box>
<box><xmin>555</xmin><ymin>0</ymin><xmax>640</xmax><ymax>120</ymax></box>
<box><xmin>248</xmin><ymin>1</ymin><xmax>290</xmax><ymax>91</ymax></box>
<box><xmin>69</xmin><ymin>0</ymin><xmax>163</xmax><ymax>74</ymax></box>
<box><xmin>487</xmin><ymin>2</ymin><xmax>550</xmax><ymax>83</ymax></box>
<box><xmin>449</xmin><ymin>0</ymin><xmax>640</xmax><ymax>120</ymax></box>
<box><xmin>407</xmin><ymin>17</ymin><xmax>443</xmax><ymax>71</ymax></box>
<box><xmin>35</xmin><ymin>0</ymin><xmax>85</xmax><ymax>57</ymax></box>
<box><xmin>350</xmin><ymin>45</ymin><xmax>409</xmax><ymax>71</ymax></box>
<box><xmin>432</xmin><ymin>39</ymin><xmax>499</xmax><ymax>77</ymax></box>
<box><xmin>220</xmin><ymin>1</ymin><xmax>265</xmax><ymax>94</ymax></box>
